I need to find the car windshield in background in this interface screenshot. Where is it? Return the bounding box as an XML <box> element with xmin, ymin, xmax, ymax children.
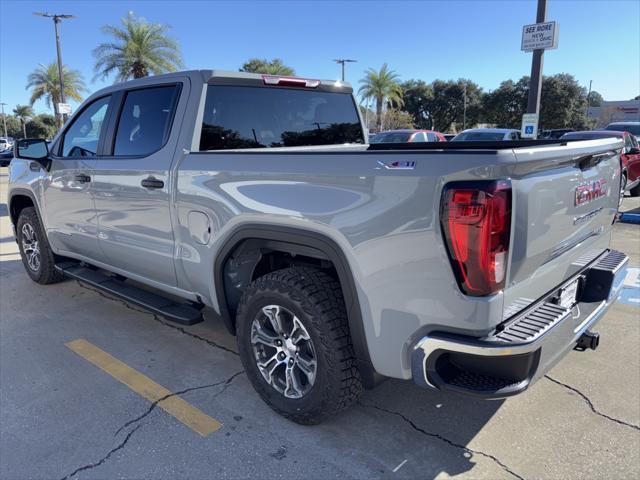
<box><xmin>199</xmin><ymin>85</ymin><xmax>364</xmax><ymax>150</ymax></box>
<box><xmin>605</xmin><ymin>124</ymin><xmax>640</xmax><ymax>136</ymax></box>
<box><xmin>369</xmin><ymin>132</ymin><xmax>412</xmax><ymax>143</ymax></box>
<box><xmin>452</xmin><ymin>132</ymin><xmax>507</xmax><ymax>141</ymax></box>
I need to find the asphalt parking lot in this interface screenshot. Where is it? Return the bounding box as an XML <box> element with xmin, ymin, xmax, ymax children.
<box><xmin>0</xmin><ymin>166</ymin><xmax>638</xmax><ymax>480</ymax></box>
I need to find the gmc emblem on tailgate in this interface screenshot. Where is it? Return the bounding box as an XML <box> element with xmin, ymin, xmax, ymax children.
<box><xmin>575</xmin><ymin>179</ymin><xmax>608</xmax><ymax>206</ymax></box>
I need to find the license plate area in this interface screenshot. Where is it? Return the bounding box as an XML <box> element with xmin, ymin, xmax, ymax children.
<box><xmin>556</xmin><ymin>278</ymin><xmax>580</xmax><ymax>310</ymax></box>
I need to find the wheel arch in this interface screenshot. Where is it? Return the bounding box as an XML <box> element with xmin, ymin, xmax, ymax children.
<box><xmin>8</xmin><ymin>189</ymin><xmax>41</xmax><ymax>232</ymax></box>
<box><xmin>214</xmin><ymin>224</ymin><xmax>378</xmax><ymax>387</ymax></box>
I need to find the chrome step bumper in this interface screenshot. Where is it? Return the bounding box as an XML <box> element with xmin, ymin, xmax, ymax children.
<box><xmin>411</xmin><ymin>250</ymin><xmax>629</xmax><ymax>399</ymax></box>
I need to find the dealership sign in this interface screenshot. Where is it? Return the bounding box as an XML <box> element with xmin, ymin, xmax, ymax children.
<box><xmin>521</xmin><ymin>21</ymin><xmax>559</xmax><ymax>51</ymax></box>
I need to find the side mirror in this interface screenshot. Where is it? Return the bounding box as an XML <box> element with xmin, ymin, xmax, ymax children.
<box><xmin>15</xmin><ymin>138</ymin><xmax>50</xmax><ymax>168</ymax></box>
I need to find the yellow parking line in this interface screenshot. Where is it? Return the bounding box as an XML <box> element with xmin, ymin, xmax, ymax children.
<box><xmin>66</xmin><ymin>339</ymin><xmax>222</xmax><ymax>437</ymax></box>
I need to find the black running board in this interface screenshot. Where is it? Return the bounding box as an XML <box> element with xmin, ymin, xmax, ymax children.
<box><xmin>55</xmin><ymin>262</ymin><xmax>204</xmax><ymax>326</ymax></box>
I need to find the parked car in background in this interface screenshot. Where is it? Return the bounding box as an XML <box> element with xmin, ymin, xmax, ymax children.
<box><xmin>540</xmin><ymin>128</ymin><xmax>574</xmax><ymax>139</ymax></box>
<box><xmin>452</xmin><ymin>128</ymin><xmax>521</xmax><ymax>141</ymax></box>
<box><xmin>0</xmin><ymin>137</ymin><xmax>14</xmax><ymax>152</ymax></box>
<box><xmin>443</xmin><ymin>134</ymin><xmax>456</xmax><ymax>141</ymax></box>
<box><xmin>561</xmin><ymin>130</ymin><xmax>640</xmax><ymax>198</ymax></box>
<box><xmin>0</xmin><ymin>146</ymin><xmax>13</xmax><ymax>167</ymax></box>
<box><xmin>369</xmin><ymin>129</ymin><xmax>446</xmax><ymax>143</ymax></box>
<box><xmin>604</xmin><ymin>122</ymin><xmax>640</xmax><ymax>141</ymax></box>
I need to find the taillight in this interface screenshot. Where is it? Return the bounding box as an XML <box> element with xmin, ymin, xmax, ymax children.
<box><xmin>440</xmin><ymin>180</ymin><xmax>512</xmax><ymax>296</ymax></box>
<box><xmin>262</xmin><ymin>75</ymin><xmax>320</xmax><ymax>88</ymax></box>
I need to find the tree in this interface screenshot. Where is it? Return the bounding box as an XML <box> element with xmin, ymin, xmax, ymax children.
<box><xmin>0</xmin><ymin>114</ymin><xmax>22</xmax><ymax>139</ymax></box>
<box><xmin>380</xmin><ymin>108</ymin><xmax>414</xmax><ymax>130</ymax></box>
<box><xmin>401</xmin><ymin>80</ymin><xmax>434</xmax><ymax>129</ymax></box>
<box><xmin>539</xmin><ymin>73</ymin><xmax>589</xmax><ymax>129</ymax></box>
<box><xmin>13</xmin><ymin>105</ymin><xmax>34</xmax><ymax>138</ymax></box>
<box><xmin>358</xmin><ymin>64</ymin><xmax>403</xmax><ymax>131</ymax></box>
<box><xmin>26</xmin><ymin>63</ymin><xmax>86</xmax><ymax>122</ymax></box>
<box><xmin>239</xmin><ymin>58</ymin><xmax>295</xmax><ymax>75</ymax></box>
<box><xmin>427</xmin><ymin>79</ymin><xmax>483</xmax><ymax>132</ymax></box>
<box><xmin>586</xmin><ymin>90</ymin><xmax>603</xmax><ymax>107</ymax></box>
<box><xmin>93</xmin><ymin>12</ymin><xmax>183</xmax><ymax>81</ymax></box>
<box><xmin>26</xmin><ymin>114</ymin><xmax>58</xmax><ymax>139</ymax></box>
<box><xmin>482</xmin><ymin>78</ymin><xmax>528</xmax><ymax>127</ymax></box>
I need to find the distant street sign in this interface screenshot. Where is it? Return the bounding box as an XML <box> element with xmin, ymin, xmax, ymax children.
<box><xmin>521</xmin><ymin>113</ymin><xmax>539</xmax><ymax>138</ymax></box>
<box><xmin>521</xmin><ymin>21</ymin><xmax>559</xmax><ymax>51</ymax></box>
<box><xmin>57</xmin><ymin>103</ymin><xmax>72</xmax><ymax>115</ymax></box>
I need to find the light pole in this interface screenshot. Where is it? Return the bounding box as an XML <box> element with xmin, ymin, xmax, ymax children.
<box><xmin>463</xmin><ymin>82</ymin><xmax>467</xmax><ymax>130</ymax></box>
<box><xmin>0</xmin><ymin>103</ymin><xmax>7</xmax><ymax>139</ymax></box>
<box><xmin>333</xmin><ymin>59</ymin><xmax>357</xmax><ymax>82</ymax></box>
<box><xmin>33</xmin><ymin>12</ymin><xmax>75</xmax><ymax>124</ymax></box>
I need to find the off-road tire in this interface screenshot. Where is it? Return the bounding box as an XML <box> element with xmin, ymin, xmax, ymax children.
<box><xmin>236</xmin><ymin>267</ymin><xmax>362</xmax><ymax>424</ymax></box>
<box><xmin>16</xmin><ymin>207</ymin><xmax>64</xmax><ymax>284</ymax></box>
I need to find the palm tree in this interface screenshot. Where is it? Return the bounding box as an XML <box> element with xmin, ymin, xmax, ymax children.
<box><xmin>358</xmin><ymin>64</ymin><xmax>404</xmax><ymax>131</ymax></box>
<box><xmin>93</xmin><ymin>12</ymin><xmax>184</xmax><ymax>81</ymax></box>
<box><xmin>240</xmin><ymin>58</ymin><xmax>295</xmax><ymax>76</ymax></box>
<box><xmin>13</xmin><ymin>105</ymin><xmax>34</xmax><ymax>138</ymax></box>
<box><xmin>26</xmin><ymin>63</ymin><xmax>86</xmax><ymax>123</ymax></box>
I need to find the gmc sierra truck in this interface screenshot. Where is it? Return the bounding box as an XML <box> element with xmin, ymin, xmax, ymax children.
<box><xmin>8</xmin><ymin>70</ymin><xmax>629</xmax><ymax>424</ymax></box>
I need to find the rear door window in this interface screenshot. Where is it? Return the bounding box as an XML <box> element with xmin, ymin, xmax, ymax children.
<box><xmin>113</xmin><ymin>85</ymin><xmax>180</xmax><ymax>156</ymax></box>
<box><xmin>199</xmin><ymin>85</ymin><xmax>364</xmax><ymax>150</ymax></box>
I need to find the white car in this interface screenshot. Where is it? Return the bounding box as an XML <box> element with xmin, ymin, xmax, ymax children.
<box><xmin>0</xmin><ymin>137</ymin><xmax>14</xmax><ymax>152</ymax></box>
<box><xmin>452</xmin><ymin>128</ymin><xmax>521</xmax><ymax>141</ymax></box>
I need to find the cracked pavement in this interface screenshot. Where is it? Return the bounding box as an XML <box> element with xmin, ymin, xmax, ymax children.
<box><xmin>1</xmin><ymin>168</ymin><xmax>639</xmax><ymax>479</ymax></box>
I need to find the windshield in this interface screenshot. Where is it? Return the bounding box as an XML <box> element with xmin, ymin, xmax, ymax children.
<box><xmin>605</xmin><ymin>124</ymin><xmax>640</xmax><ymax>136</ymax></box>
<box><xmin>369</xmin><ymin>132</ymin><xmax>412</xmax><ymax>143</ymax></box>
<box><xmin>452</xmin><ymin>131</ymin><xmax>507</xmax><ymax>141</ymax></box>
<box><xmin>199</xmin><ymin>85</ymin><xmax>364</xmax><ymax>150</ymax></box>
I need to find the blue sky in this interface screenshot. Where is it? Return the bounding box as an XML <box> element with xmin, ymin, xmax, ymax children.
<box><xmin>1</xmin><ymin>0</ymin><xmax>639</xmax><ymax>115</ymax></box>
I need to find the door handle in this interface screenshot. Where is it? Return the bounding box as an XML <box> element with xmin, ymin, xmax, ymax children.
<box><xmin>141</xmin><ymin>177</ymin><xmax>164</xmax><ymax>189</ymax></box>
<box><xmin>74</xmin><ymin>174</ymin><xmax>91</xmax><ymax>183</ymax></box>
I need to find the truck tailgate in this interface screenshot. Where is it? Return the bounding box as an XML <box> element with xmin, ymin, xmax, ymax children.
<box><xmin>503</xmin><ymin>138</ymin><xmax>623</xmax><ymax>320</ymax></box>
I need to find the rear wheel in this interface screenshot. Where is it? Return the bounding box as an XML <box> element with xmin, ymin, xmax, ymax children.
<box><xmin>630</xmin><ymin>182</ymin><xmax>640</xmax><ymax>198</ymax></box>
<box><xmin>236</xmin><ymin>267</ymin><xmax>362</xmax><ymax>424</ymax></box>
<box><xmin>16</xmin><ymin>207</ymin><xmax>64</xmax><ymax>284</ymax></box>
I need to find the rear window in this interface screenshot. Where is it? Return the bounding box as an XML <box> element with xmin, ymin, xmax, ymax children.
<box><xmin>605</xmin><ymin>124</ymin><xmax>640</xmax><ymax>136</ymax></box>
<box><xmin>453</xmin><ymin>132</ymin><xmax>510</xmax><ymax>141</ymax></box>
<box><xmin>369</xmin><ymin>132</ymin><xmax>412</xmax><ymax>143</ymax></box>
<box><xmin>199</xmin><ymin>85</ymin><xmax>363</xmax><ymax>150</ymax></box>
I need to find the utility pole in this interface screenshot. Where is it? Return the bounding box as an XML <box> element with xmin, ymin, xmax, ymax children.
<box><xmin>333</xmin><ymin>59</ymin><xmax>357</xmax><ymax>82</ymax></box>
<box><xmin>34</xmin><ymin>12</ymin><xmax>75</xmax><ymax>124</ymax></box>
<box><xmin>463</xmin><ymin>82</ymin><xmax>467</xmax><ymax>130</ymax></box>
<box><xmin>0</xmin><ymin>103</ymin><xmax>7</xmax><ymax>139</ymax></box>
<box><xmin>585</xmin><ymin>79</ymin><xmax>593</xmax><ymax>117</ymax></box>
<box><xmin>526</xmin><ymin>0</ymin><xmax>547</xmax><ymax>114</ymax></box>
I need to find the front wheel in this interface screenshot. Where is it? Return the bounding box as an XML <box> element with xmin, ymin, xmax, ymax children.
<box><xmin>236</xmin><ymin>267</ymin><xmax>362</xmax><ymax>424</ymax></box>
<box><xmin>16</xmin><ymin>207</ymin><xmax>64</xmax><ymax>284</ymax></box>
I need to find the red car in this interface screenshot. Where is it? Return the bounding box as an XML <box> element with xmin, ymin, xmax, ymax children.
<box><xmin>369</xmin><ymin>129</ymin><xmax>447</xmax><ymax>143</ymax></box>
<box><xmin>561</xmin><ymin>130</ymin><xmax>640</xmax><ymax>198</ymax></box>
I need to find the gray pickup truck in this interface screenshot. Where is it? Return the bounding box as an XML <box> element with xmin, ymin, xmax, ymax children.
<box><xmin>8</xmin><ymin>70</ymin><xmax>629</xmax><ymax>424</ymax></box>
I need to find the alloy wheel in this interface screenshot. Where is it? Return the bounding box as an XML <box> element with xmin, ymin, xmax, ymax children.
<box><xmin>251</xmin><ymin>305</ymin><xmax>317</xmax><ymax>399</ymax></box>
<box><xmin>21</xmin><ymin>223</ymin><xmax>41</xmax><ymax>272</ymax></box>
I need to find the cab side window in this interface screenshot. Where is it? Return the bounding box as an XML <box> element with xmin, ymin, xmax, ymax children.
<box><xmin>113</xmin><ymin>85</ymin><xmax>180</xmax><ymax>156</ymax></box>
<box><xmin>61</xmin><ymin>96</ymin><xmax>111</xmax><ymax>157</ymax></box>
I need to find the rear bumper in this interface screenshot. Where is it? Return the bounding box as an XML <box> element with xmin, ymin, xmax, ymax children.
<box><xmin>411</xmin><ymin>250</ymin><xmax>628</xmax><ymax>399</ymax></box>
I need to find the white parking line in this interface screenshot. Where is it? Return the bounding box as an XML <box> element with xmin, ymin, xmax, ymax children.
<box><xmin>392</xmin><ymin>459</ymin><xmax>408</xmax><ymax>473</ymax></box>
